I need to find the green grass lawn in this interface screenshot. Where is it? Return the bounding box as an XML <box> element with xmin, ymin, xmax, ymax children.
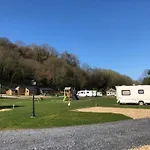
<box><xmin>0</xmin><ymin>96</ymin><xmax>150</xmax><ymax>130</ymax></box>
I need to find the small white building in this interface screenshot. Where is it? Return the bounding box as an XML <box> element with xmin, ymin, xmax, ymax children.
<box><xmin>106</xmin><ymin>88</ymin><xmax>116</xmax><ymax>96</ymax></box>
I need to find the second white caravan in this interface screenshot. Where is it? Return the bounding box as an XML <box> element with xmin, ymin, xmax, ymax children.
<box><xmin>77</xmin><ymin>90</ymin><xmax>102</xmax><ymax>97</ymax></box>
<box><xmin>115</xmin><ymin>85</ymin><xmax>150</xmax><ymax>105</ymax></box>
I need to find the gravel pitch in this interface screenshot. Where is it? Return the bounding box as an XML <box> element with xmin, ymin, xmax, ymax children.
<box><xmin>0</xmin><ymin>118</ymin><xmax>150</xmax><ymax>150</ymax></box>
<box><xmin>74</xmin><ymin>107</ymin><xmax>150</xmax><ymax>119</ymax></box>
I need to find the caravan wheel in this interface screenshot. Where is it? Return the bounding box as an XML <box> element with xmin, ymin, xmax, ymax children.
<box><xmin>139</xmin><ymin>101</ymin><xmax>144</xmax><ymax>106</ymax></box>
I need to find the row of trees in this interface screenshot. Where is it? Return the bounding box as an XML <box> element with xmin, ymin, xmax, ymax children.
<box><xmin>0</xmin><ymin>37</ymin><xmax>136</xmax><ymax>93</ymax></box>
<box><xmin>140</xmin><ymin>69</ymin><xmax>150</xmax><ymax>85</ymax></box>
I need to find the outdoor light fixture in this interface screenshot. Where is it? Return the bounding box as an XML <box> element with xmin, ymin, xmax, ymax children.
<box><xmin>0</xmin><ymin>84</ymin><xmax>2</xmax><ymax>98</ymax></box>
<box><xmin>31</xmin><ymin>79</ymin><xmax>36</xmax><ymax>118</ymax></box>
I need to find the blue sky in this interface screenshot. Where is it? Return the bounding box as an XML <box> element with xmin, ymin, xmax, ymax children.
<box><xmin>0</xmin><ymin>0</ymin><xmax>150</xmax><ymax>80</ymax></box>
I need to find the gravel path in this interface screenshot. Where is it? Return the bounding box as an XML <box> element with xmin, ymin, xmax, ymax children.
<box><xmin>129</xmin><ymin>145</ymin><xmax>150</xmax><ymax>150</ymax></box>
<box><xmin>74</xmin><ymin>107</ymin><xmax>150</xmax><ymax>119</ymax></box>
<box><xmin>0</xmin><ymin>118</ymin><xmax>150</xmax><ymax>150</ymax></box>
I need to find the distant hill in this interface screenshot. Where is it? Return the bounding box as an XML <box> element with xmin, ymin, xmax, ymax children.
<box><xmin>0</xmin><ymin>37</ymin><xmax>134</xmax><ymax>92</ymax></box>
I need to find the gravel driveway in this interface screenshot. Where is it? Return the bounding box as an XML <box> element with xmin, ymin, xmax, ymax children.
<box><xmin>0</xmin><ymin>118</ymin><xmax>150</xmax><ymax>150</ymax></box>
<box><xmin>74</xmin><ymin>107</ymin><xmax>150</xmax><ymax>119</ymax></box>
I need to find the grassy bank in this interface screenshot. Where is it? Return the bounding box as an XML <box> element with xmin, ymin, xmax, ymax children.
<box><xmin>0</xmin><ymin>96</ymin><xmax>149</xmax><ymax>130</ymax></box>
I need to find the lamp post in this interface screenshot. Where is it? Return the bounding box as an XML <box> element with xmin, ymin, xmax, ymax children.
<box><xmin>0</xmin><ymin>84</ymin><xmax>1</xmax><ymax>98</ymax></box>
<box><xmin>31</xmin><ymin>79</ymin><xmax>36</xmax><ymax>118</ymax></box>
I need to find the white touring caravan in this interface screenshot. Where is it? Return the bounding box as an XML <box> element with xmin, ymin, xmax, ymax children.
<box><xmin>77</xmin><ymin>90</ymin><xmax>102</xmax><ymax>97</ymax></box>
<box><xmin>115</xmin><ymin>85</ymin><xmax>150</xmax><ymax>105</ymax></box>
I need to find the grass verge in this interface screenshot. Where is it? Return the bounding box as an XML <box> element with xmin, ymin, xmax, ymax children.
<box><xmin>0</xmin><ymin>96</ymin><xmax>148</xmax><ymax>130</ymax></box>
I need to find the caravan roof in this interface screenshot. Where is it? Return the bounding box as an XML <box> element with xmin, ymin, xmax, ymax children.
<box><xmin>64</xmin><ymin>87</ymin><xmax>71</xmax><ymax>90</ymax></box>
<box><xmin>116</xmin><ymin>85</ymin><xmax>150</xmax><ymax>88</ymax></box>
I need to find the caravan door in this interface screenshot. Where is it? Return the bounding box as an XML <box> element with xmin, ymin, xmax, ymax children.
<box><xmin>92</xmin><ymin>91</ymin><xmax>97</xmax><ymax>97</ymax></box>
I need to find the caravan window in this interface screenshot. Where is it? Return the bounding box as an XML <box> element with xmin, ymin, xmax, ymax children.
<box><xmin>138</xmin><ymin>89</ymin><xmax>144</xmax><ymax>94</ymax></box>
<box><xmin>121</xmin><ymin>90</ymin><xmax>131</xmax><ymax>96</ymax></box>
